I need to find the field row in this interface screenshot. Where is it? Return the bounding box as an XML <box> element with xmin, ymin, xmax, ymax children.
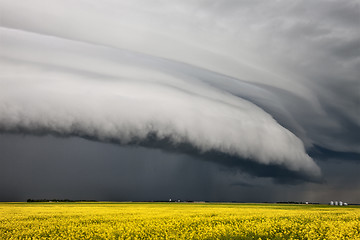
<box><xmin>1</xmin><ymin>202</ymin><xmax>360</xmax><ymax>239</ymax></box>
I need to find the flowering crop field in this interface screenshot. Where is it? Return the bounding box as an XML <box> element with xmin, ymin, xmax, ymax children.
<box><xmin>1</xmin><ymin>202</ymin><xmax>360</xmax><ymax>239</ymax></box>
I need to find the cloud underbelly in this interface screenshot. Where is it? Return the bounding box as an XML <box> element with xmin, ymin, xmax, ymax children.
<box><xmin>0</xmin><ymin>27</ymin><xmax>321</xmax><ymax>179</ymax></box>
<box><xmin>0</xmin><ymin>73</ymin><xmax>320</xmax><ymax>179</ymax></box>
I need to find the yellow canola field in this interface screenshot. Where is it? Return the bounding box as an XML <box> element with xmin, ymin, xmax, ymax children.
<box><xmin>1</xmin><ymin>202</ymin><xmax>359</xmax><ymax>239</ymax></box>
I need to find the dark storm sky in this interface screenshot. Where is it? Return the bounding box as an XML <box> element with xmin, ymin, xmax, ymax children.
<box><xmin>0</xmin><ymin>0</ymin><xmax>359</xmax><ymax>202</ymax></box>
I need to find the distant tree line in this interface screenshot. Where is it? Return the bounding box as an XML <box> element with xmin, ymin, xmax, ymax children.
<box><xmin>276</xmin><ymin>201</ymin><xmax>319</xmax><ymax>204</ymax></box>
<box><xmin>27</xmin><ymin>199</ymin><xmax>98</xmax><ymax>202</ymax></box>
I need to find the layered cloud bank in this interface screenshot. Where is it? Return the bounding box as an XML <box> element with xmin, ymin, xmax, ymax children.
<box><xmin>1</xmin><ymin>0</ymin><xmax>359</xmax><ymax>179</ymax></box>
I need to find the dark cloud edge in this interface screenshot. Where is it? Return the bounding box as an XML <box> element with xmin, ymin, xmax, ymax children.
<box><xmin>309</xmin><ymin>145</ymin><xmax>360</xmax><ymax>162</ymax></box>
<box><xmin>1</xmin><ymin>128</ymin><xmax>325</xmax><ymax>184</ymax></box>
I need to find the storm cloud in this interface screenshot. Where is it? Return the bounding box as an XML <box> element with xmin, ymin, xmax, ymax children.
<box><xmin>0</xmin><ymin>0</ymin><xmax>359</xmax><ymax>188</ymax></box>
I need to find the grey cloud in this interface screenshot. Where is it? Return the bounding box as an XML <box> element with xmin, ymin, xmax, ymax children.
<box><xmin>0</xmin><ymin>0</ymin><xmax>359</xmax><ymax>188</ymax></box>
<box><xmin>1</xmin><ymin>134</ymin><xmax>359</xmax><ymax>203</ymax></box>
<box><xmin>0</xmin><ymin>27</ymin><xmax>321</xmax><ymax>178</ymax></box>
<box><xmin>332</xmin><ymin>39</ymin><xmax>360</xmax><ymax>60</ymax></box>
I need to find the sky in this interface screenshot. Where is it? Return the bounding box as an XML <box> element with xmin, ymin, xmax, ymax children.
<box><xmin>0</xmin><ymin>0</ymin><xmax>359</xmax><ymax>203</ymax></box>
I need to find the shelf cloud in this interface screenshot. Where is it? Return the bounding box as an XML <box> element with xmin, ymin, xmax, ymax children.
<box><xmin>1</xmin><ymin>0</ymin><xmax>359</xmax><ymax>182</ymax></box>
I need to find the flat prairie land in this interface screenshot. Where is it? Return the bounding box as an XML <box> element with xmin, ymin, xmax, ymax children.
<box><xmin>0</xmin><ymin>202</ymin><xmax>359</xmax><ymax>239</ymax></box>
